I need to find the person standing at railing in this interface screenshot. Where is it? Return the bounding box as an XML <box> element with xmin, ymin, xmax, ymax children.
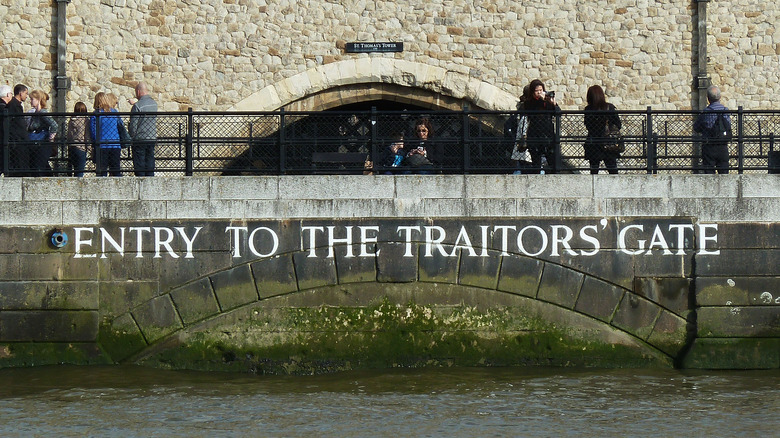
<box><xmin>67</xmin><ymin>102</ymin><xmax>91</xmax><ymax>177</ymax></box>
<box><xmin>523</xmin><ymin>79</ymin><xmax>559</xmax><ymax>174</ymax></box>
<box><xmin>693</xmin><ymin>85</ymin><xmax>732</xmax><ymax>174</ymax></box>
<box><xmin>0</xmin><ymin>85</ymin><xmax>13</xmax><ymax>175</ymax></box>
<box><xmin>128</xmin><ymin>82</ymin><xmax>158</xmax><ymax>176</ymax></box>
<box><xmin>26</xmin><ymin>90</ymin><xmax>58</xmax><ymax>177</ymax></box>
<box><xmin>584</xmin><ymin>85</ymin><xmax>622</xmax><ymax>175</ymax></box>
<box><xmin>90</xmin><ymin>92</ymin><xmax>124</xmax><ymax>177</ymax></box>
<box><xmin>7</xmin><ymin>84</ymin><xmax>28</xmax><ymax>176</ymax></box>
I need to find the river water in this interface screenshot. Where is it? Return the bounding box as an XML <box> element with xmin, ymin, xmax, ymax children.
<box><xmin>0</xmin><ymin>366</ymin><xmax>777</xmax><ymax>437</ymax></box>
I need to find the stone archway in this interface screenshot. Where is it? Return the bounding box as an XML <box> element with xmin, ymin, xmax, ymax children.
<box><xmin>229</xmin><ymin>59</ymin><xmax>518</xmax><ymax>112</ymax></box>
<box><xmin>99</xmin><ymin>246</ymin><xmax>689</xmax><ymax>373</ymax></box>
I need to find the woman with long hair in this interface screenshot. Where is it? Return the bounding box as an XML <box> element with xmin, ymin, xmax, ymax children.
<box><xmin>584</xmin><ymin>85</ymin><xmax>622</xmax><ymax>174</ymax></box>
<box><xmin>67</xmin><ymin>101</ymin><xmax>90</xmax><ymax>177</ymax></box>
<box><xmin>89</xmin><ymin>92</ymin><xmax>125</xmax><ymax>176</ymax></box>
<box><xmin>26</xmin><ymin>90</ymin><xmax>58</xmax><ymax>176</ymax></box>
<box><xmin>523</xmin><ymin>79</ymin><xmax>559</xmax><ymax>174</ymax></box>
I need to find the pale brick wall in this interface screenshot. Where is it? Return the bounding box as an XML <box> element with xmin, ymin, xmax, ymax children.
<box><xmin>0</xmin><ymin>1</ymin><xmax>776</xmax><ymax>112</ymax></box>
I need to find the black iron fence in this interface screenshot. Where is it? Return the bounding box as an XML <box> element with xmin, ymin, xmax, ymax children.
<box><xmin>2</xmin><ymin>107</ymin><xmax>780</xmax><ymax>176</ymax></box>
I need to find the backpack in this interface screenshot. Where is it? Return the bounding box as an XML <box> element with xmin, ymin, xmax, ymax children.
<box><xmin>712</xmin><ymin>113</ymin><xmax>732</xmax><ymax>141</ymax></box>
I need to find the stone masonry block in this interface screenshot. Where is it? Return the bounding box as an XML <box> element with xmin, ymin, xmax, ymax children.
<box><xmin>376</xmin><ymin>242</ymin><xmax>418</xmax><ymax>283</ymax></box>
<box><xmin>681</xmin><ymin>338</ymin><xmax>780</xmax><ymax>370</ymax></box>
<box><xmin>458</xmin><ymin>250</ymin><xmax>501</xmax><ymax>289</ymax></box>
<box><xmin>612</xmin><ymin>294</ymin><xmax>661</xmax><ymax>341</ymax></box>
<box><xmin>131</xmin><ymin>295</ymin><xmax>183</xmax><ymax>343</ymax></box>
<box><xmin>98</xmin><ymin>313</ymin><xmax>148</xmax><ymax>362</ymax></box>
<box><xmin>99</xmin><ymin>281</ymin><xmax>159</xmax><ymax>318</ymax></box>
<box><xmin>634</xmin><ymin>277</ymin><xmax>691</xmax><ymax>316</ymax></box>
<box><xmin>697</xmin><ymin>306</ymin><xmax>780</xmax><ymax>338</ymax></box>
<box><xmin>594</xmin><ymin>174</ymin><xmax>670</xmax><ymax>199</ymax></box>
<box><xmin>419</xmin><ymin>244</ymin><xmax>459</xmax><ymax>284</ymax></box>
<box><xmin>697</xmin><ymin>250</ymin><xmax>780</xmax><ymax>277</ymax></box>
<box><xmin>292</xmin><ymin>251</ymin><xmax>338</xmax><ymax>290</ymax></box>
<box><xmin>18</xmin><ymin>253</ymin><xmax>99</xmax><ymax>281</ymax></box>
<box><xmin>574</xmin><ymin>277</ymin><xmax>625</xmax><ymax>323</ymax></box>
<box><xmin>697</xmin><ymin>277</ymin><xmax>780</xmax><ymax>307</ymax></box>
<box><xmin>170</xmin><ymin>278</ymin><xmax>220</xmax><ymax>325</ymax></box>
<box><xmin>209</xmin><ymin>264</ymin><xmax>259</xmax><ymax>311</ymax></box>
<box><xmin>646</xmin><ymin>310</ymin><xmax>689</xmax><ymax>357</ymax></box>
<box><xmin>335</xmin><ymin>246</ymin><xmax>377</xmax><ymax>284</ymax></box>
<box><xmin>537</xmin><ymin>263</ymin><xmax>584</xmax><ymax>309</ymax></box>
<box><xmin>0</xmin><ymin>281</ymin><xmax>98</xmax><ymax>310</ymax></box>
<box><xmin>210</xmin><ymin>177</ymin><xmax>278</xmax><ymax>200</ymax></box>
<box><xmin>139</xmin><ymin>176</ymin><xmax>210</xmax><ymax>201</ymax></box>
<box><xmin>497</xmin><ymin>255</ymin><xmax>543</xmax><ymax>298</ymax></box>
<box><xmin>251</xmin><ymin>254</ymin><xmax>299</xmax><ymax>298</ymax></box>
<box><xmin>0</xmin><ymin>310</ymin><xmax>98</xmax><ymax>342</ymax></box>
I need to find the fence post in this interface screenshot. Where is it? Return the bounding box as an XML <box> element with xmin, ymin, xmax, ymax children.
<box><xmin>94</xmin><ymin>114</ymin><xmax>102</xmax><ymax>176</ymax></box>
<box><xmin>279</xmin><ymin>107</ymin><xmax>286</xmax><ymax>174</ymax></box>
<box><xmin>185</xmin><ymin>107</ymin><xmax>193</xmax><ymax>176</ymax></box>
<box><xmin>370</xmin><ymin>106</ymin><xmax>377</xmax><ymax>174</ymax></box>
<box><xmin>646</xmin><ymin>106</ymin><xmax>655</xmax><ymax>174</ymax></box>
<box><xmin>737</xmin><ymin>106</ymin><xmax>744</xmax><ymax>174</ymax></box>
<box><xmin>462</xmin><ymin>104</ymin><xmax>470</xmax><ymax>173</ymax></box>
<box><xmin>1</xmin><ymin>109</ymin><xmax>8</xmax><ymax>176</ymax></box>
<box><xmin>554</xmin><ymin>106</ymin><xmax>562</xmax><ymax>173</ymax></box>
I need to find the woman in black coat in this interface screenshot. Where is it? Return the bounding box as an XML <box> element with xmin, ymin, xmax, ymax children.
<box><xmin>523</xmin><ymin>79</ymin><xmax>560</xmax><ymax>174</ymax></box>
<box><xmin>583</xmin><ymin>85</ymin><xmax>622</xmax><ymax>174</ymax></box>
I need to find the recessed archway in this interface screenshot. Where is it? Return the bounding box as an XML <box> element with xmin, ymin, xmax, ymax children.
<box><xmin>228</xmin><ymin>59</ymin><xmax>518</xmax><ymax>112</ymax></box>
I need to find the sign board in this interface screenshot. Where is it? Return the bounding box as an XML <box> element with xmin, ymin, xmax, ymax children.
<box><xmin>345</xmin><ymin>42</ymin><xmax>403</xmax><ymax>53</ymax></box>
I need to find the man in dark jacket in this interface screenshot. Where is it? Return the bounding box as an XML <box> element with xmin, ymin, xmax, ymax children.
<box><xmin>694</xmin><ymin>85</ymin><xmax>732</xmax><ymax>174</ymax></box>
<box><xmin>7</xmin><ymin>84</ymin><xmax>28</xmax><ymax>176</ymax></box>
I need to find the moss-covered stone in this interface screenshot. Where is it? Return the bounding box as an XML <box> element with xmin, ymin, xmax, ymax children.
<box><xmin>97</xmin><ymin>313</ymin><xmax>148</xmax><ymax>363</ymax></box>
<box><xmin>0</xmin><ymin>342</ymin><xmax>110</xmax><ymax>367</ymax></box>
<box><xmin>138</xmin><ymin>296</ymin><xmax>672</xmax><ymax>374</ymax></box>
<box><xmin>681</xmin><ymin>338</ymin><xmax>780</xmax><ymax>369</ymax></box>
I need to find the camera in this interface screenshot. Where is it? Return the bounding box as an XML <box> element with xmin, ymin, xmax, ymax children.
<box><xmin>546</xmin><ymin>91</ymin><xmax>555</xmax><ymax>100</ymax></box>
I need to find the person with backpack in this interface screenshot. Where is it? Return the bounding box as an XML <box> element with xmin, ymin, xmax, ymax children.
<box><xmin>694</xmin><ymin>85</ymin><xmax>732</xmax><ymax>174</ymax></box>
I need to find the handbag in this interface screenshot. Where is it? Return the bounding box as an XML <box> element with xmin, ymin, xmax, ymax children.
<box><xmin>603</xmin><ymin>119</ymin><xmax>625</xmax><ymax>154</ymax></box>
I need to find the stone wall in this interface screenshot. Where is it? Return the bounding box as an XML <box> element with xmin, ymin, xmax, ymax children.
<box><xmin>0</xmin><ymin>175</ymin><xmax>777</xmax><ymax>371</ymax></box>
<box><xmin>0</xmin><ymin>1</ymin><xmax>777</xmax><ymax>112</ymax></box>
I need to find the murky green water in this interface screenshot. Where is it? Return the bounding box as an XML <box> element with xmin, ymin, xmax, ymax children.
<box><xmin>0</xmin><ymin>366</ymin><xmax>777</xmax><ymax>437</ymax></box>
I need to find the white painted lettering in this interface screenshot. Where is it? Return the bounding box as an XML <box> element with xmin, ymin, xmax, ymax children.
<box><xmin>74</xmin><ymin>227</ymin><xmax>96</xmax><ymax>258</ymax></box>
<box><xmin>618</xmin><ymin>224</ymin><xmax>645</xmax><ymax>255</ymax></box>
<box><xmin>248</xmin><ymin>227</ymin><xmax>278</xmax><ymax>258</ymax></box>
<box><xmin>327</xmin><ymin>226</ymin><xmax>354</xmax><ymax>258</ymax></box>
<box><xmin>100</xmin><ymin>227</ymin><xmax>125</xmax><ymax>259</ymax></box>
<box><xmin>359</xmin><ymin>226</ymin><xmax>380</xmax><ymax>257</ymax></box>
<box><xmin>301</xmin><ymin>226</ymin><xmax>325</xmax><ymax>258</ymax></box>
<box><xmin>551</xmin><ymin>225</ymin><xmax>577</xmax><ymax>257</ymax></box>
<box><xmin>424</xmin><ymin>226</ymin><xmax>450</xmax><ymax>257</ymax></box>
<box><xmin>517</xmin><ymin>225</ymin><xmax>548</xmax><ymax>257</ymax></box>
<box><xmin>669</xmin><ymin>224</ymin><xmax>694</xmax><ymax>256</ymax></box>
<box><xmin>225</xmin><ymin>226</ymin><xmax>248</xmax><ymax>258</ymax></box>
<box><xmin>154</xmin><ymin>227</ymin><xmax>179</xmax><ymax>259</ymax></box>
<box><xmin>480</xmin><ymin>225</ymin><xmax>490</xmax><ymax>257</ymax></box>
<box><xmin>396</xmin><ymin>226</ymin><xmax>421</xmax><ymax>257</ymax></box>
<box><xmin>176</xmin><ymin>227</ymin><xmax>202</xmax><ymax>259</ymax></box>
<box><xmin>129</xmin><ymin>227</ymin><xmax>152</xmax><ymax>258</ymax></box>
<box><xmin>493</xmin><ymin>226</ymin><xmax>516</xmax><ymax>256</ymax></box>
<box><xmin>579</xmin><ymin>224</ymin><xmax>600</xmax><ymax>256</ymax></box>
<box><xmin>451</xmin><ymin>226</ymin><xmax>477</xmax><ymax>257</ymax></box>
<box><xmin>698</xmin><ymin>223</ymin><xmax>720</xmax><ymax>255</ymax></box>
<box><xmin>646</xmin><ymin>225</ymin><xmax>673</xmax><ymax>255</ymax></box>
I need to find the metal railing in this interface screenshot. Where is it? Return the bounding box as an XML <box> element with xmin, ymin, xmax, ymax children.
<box><xmin>2</xmin><ymin>107</ymin><xmax>779</xmax><ymax>176</ymax></box>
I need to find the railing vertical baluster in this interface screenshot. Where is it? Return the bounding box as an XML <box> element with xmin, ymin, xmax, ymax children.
<box><xmin>95</xmin><ymin>114</ymin><xmax>101</xmax><ymax>176</ymax></box>
<box><xmin>554</xmin><ymin>106</ymin><xmax>561</xmax><ymax>173</ymax></box>
<box><xmin>737</xmin><ymin>106</ymin><xmax>744</xmax><ymax>174</ymax></box>
<box><xmin>646</xmin><ymin>106</ymin><xmax>654</xmax><ymax>174</ymax></box>
<box><xmin>462</xmin><ymin>104</ymin><xmax>470</xmax><ymax>173</ymax></box>
<box><xmin>1</xmin><ymin>109</ymin><xmax>8</xmax><ymax>176</ymax></box>
<box><xmin>370</xmin><ymin>106</ymin><xmax>377</xmax><ymax>174</ymax></box>
<box><xmin>185</xmin><ymin>108</ymin><xmax>193</xmax><ymax>176</ymax></box>
<box><xmin>279</xmin><ymin>107</ymin><xmax>286</xmax><ymax>174</ymax></box>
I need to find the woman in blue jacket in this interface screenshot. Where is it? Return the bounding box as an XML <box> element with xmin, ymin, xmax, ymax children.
<box><xmin>89</xmin><ymin>92</ymin><xmax>124</xmax><ymax>176</ymax></box>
